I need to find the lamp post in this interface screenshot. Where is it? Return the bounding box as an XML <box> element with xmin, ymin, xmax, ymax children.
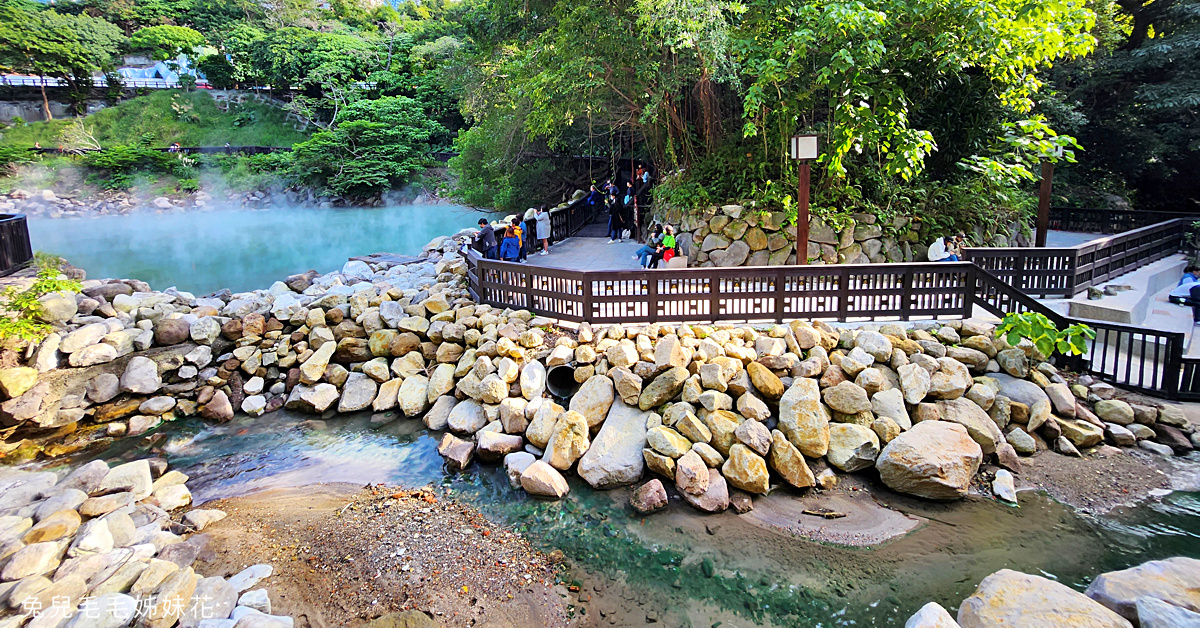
<box><xmin>1034</xmin><ymin>145</ymin><xmax>1064</xmax><ymax>248</ymax></box>
<box><xmin>790</xmin><ymin>134</ymin><xmax>819</xmax><ymax>265</ymax></box>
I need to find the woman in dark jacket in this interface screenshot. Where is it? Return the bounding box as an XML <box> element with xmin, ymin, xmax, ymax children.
<box><xmin>607</xmin><ymin>193</ymin><xmax>625</xmax><ymax>243</ymax></box>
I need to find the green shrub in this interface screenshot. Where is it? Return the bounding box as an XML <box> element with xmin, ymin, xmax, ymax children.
<box><xmin>996</xmin><ymin>311</ymin><xmax>1095</xmax><ymax>358</ymax></box>
<box><xmin>0</xmin><ymin>253</ymin><xmax>83</xmax><ymax>342</ymax></box>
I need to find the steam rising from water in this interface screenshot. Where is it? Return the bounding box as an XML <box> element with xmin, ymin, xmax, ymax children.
<box><xmin>28</xmin><ymin>202</ymin><xmax>492</xmax><ymax>294</ymax></box>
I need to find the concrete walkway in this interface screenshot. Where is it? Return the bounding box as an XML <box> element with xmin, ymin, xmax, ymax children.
<box><xmin>1046</xmin><ymin>230</ymin><xmax>1109</xmax><ymax>247</ymax></box>
<box><xmin>523</xmin><ymin>237</ymin><xmax>644</xmax><ymax>271</ymax></box>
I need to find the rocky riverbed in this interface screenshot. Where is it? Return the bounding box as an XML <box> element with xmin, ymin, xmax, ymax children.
<box><xmin>904</xmin><ymin>556</ymin><xmax>1200</xmax><ymax>627</ymax></box>
<box><xmin>0</xmin><ymin>458</ymin><xmax>295</xmax><ymax>627</ymax></box>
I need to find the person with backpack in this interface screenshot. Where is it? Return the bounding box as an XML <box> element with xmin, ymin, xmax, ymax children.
<box><xmin>499</xmin><ymin>226</ymin><xmax>522</xmax><ymax>261</ymax></box>
<box><xmin>510</xmin><ymin>217</ymin><xmax>527</xmax><ymax>261</ymax></box>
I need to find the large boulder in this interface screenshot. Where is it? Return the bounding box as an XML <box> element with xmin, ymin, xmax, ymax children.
<box><xmin>520</xmin><ymin>461</ymin><xmax>570</xmax><ymax>499</ymax></box>
<box><xmin>1085</xmin><ymin>557</ymin><xmax>1200</xmax><ymax>622</ymax></box>
<box><xmin>721</xmin><ymin>444</ymin><xmax>770</xmax><ymax>494</ymax></box>
<box><xmin>1136</xmin><ymin>596</ymin><xmax>1200</xmax><ymax>628</ymax></box>
<box><xmin>875</xmin><ymin>421</ymin><xmax>982</xmax><ymax>500</ymax></box>
<box><xmin>520</xmin><ymin>360</ymin><xmax>547</xmax><ymax>400</ymax></box>
<box><xmin>577</xmin><ymin>400</ymin><xmax>649</xmax><ymax>488</ymax></box>
<box><xmin>681</xmin><ymin>467</ymin><xmax>729</xmax><ymax>513</ymax></box>
<box><xmin>639</xmin><ymin>367</ymin><xmax>689</xmax><ymax>410</ymax></box>
<box><xmin>958</xmin><ymin>569</ymin><xmax>1132</xmax><ymax>628</ymax></box>
<box><xmin>823</xmin><ymin>381</ymin><xmax>871</xmax><ymax>414</ymax></box>
<box><xmin>337</xmin><ymin>373</ymin><xmax>377</xmax><ymax>412</ymax></box>
<box><xmin>543</xmin><ymin>410</ymin><xmax>590</xmax><ymax>470</ymax></box>
<box><xmin>991</xmin><ymin>373</ymin><xmax>1050</xmax><ymax>409</ymax></box>
<box><xmin>747</xmin><ymin>362</ymin><xmax>784</xmax><ymax>400</ymax></box>
<box><xmin>928</xmin><ymin>358</ymin><xmax>972</xmax><ymax>400</ymax></box>
<box><xmin>826</xmin><ymin>423</ymin><xmax>880</xmax><ymax>472</ymax></box>
<box><xmin>447</xmin><ymin>399</ymin><xmax>488</xmax><ymax>435</ymax></box>
<box><xmin>905</xmin><ymin>602</ymin><xmax>961</xmax><ymax>628</ymax></box>
<box><xmin>779</xmin><ymin>378</ymin><xmax>829</xmax><ymax>458</ymax></box>
<box><xmin>936</xmin><ymin>397</ymin><xmax>1002</xmax><ymax>454</ymax></box>
<box><xmin>570</xmin><ymin>375</ymin><xmax>615</xmax><ymax>430</ymax></box>
<box><xmin>120</xmin><ymin>356</ymin><xmax>161</xmax><ymax>394</ymax></box>
<box><xmin>768</xmin><ymin>429</ymin><xmax>815</xmax><ymax>489</ymax></box>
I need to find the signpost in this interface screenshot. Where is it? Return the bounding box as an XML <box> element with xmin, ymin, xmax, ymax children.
<box><xmin>790</xmin><ymin>134</ymin><xmax>818</xmax><ymax>265</ymax></box>
<box><xmin>1035</xmin><ymin>145</ymin><xmax>1063</xmax><ymax>248</ymax></box>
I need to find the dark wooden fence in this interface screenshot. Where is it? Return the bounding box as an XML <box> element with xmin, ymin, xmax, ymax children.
<box><xmin>963</xmin><ymin>218</ymin><xmax>1186</xmax><ymax>298</ymax></box>
<box><xmin>0</xmin><ymin>214</ymin><xmax>33</xmax><ymax>277</ymax></box>
<box><xmin>1049</xmin><ymin>206</ymin><xmax>1198</xmax><ymax>234</ymax></box>
<box><xmin>468</xmin><ymin>254</ymin><xmax>977</xmax><ymax>324</ymax></box>
<box><xmin>970</xmin><ymin>266</ymin><xmax>1187</xmax><ymax>398</ymax></box>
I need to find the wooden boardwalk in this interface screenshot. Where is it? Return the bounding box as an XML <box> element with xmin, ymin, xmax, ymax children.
<box><xmin>524</xmin><ymin>236</ymin><xmax>644</xmax><ymax>271</ymax></box>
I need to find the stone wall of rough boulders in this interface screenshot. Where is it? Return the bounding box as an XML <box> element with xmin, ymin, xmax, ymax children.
<box><xmin>0</xmin><ymin>458</ymin><xmax>291</xmax><ymax>626</ymax></box>
<box><xmin>656</xmin><ymin>205</ymin><xmax>1027</xmax><ymax>267</ymax></box>
<box><xmin>904</xmin><ymin>556</ymin><xmax>1200</xmax><ymax>627</ymax></box>
<box><xmin>439</xmin><ymin>315</ymin><xmax>1196</xmax><ymax>512</ymax></box>
<box><xmin>0</xmin><ymin>231</ymin><xmax>475</xmax><ymax>461</ymax></box>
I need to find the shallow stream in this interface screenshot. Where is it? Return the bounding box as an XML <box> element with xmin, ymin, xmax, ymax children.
<box><xmin>65</xmin><ymin>410</ymin><xmax>1200</xmax><ymax>627</ymax></box>
<box><xmin>27</xmin><ymin>203</ymin><xmax>490</xmax><ymax>295</ymax></box>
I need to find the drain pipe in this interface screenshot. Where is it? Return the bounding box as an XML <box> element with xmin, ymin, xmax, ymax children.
<box><xmin>546</xmin><ymin>364</ymin><xmax>582</xmax><ymax>401</ymax></box>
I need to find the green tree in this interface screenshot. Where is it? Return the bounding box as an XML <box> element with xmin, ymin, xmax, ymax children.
<box><xmin>129</xmin><ymin>24</ymin><xmax>205</xmax><ymax>60</ymax></box>
<box><xmin>291</xmin><ymin>96</ymin><xmax>443</xmax><ymax>198</ymax></box>
<box><xmin>0</xmin><ymin>3</ymin><xmax>127</xmax><ymax>119</ymax></box>
<box><xmin>734</xmin><ymin>0</ymin><xmax>1096</xmax><ymax>183</ymax></box>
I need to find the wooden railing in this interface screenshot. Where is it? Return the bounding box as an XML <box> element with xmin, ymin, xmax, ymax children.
<box><xmin>971</xmin><ymin>267</ymin><xmax>1185</xmax><ymax>398</ymax></box>
<box><xmin>963</xmin><ymin>218</ymin><xmax>1187</xmax><ymax>298</ymax></box>
<box><xmin>468</xmin><ymin>254</ymin><xmax>976</xmax><ymax>324</ymax></box>
<box><xmin>1049</xmin><ymin>206</ymin><xmax>1198</xmax><ymax>234</ymax></box>
<box><xmin>0</xmin><ymin>214</ymin><xmax>33</xmax><ymax>277</ymax></box>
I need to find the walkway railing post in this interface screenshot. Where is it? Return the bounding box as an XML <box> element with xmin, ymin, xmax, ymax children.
<box><xmin>647</xmin><ymin>274</ymin><xmax>658</xmax><ymax>324</ymax></box>
<box><xmin>774</xmin><ymin>268</ymin><xmax>786</xmax><ymax>323</ymax></box>
<box><xmin>708</xmin><ymin>270</ymin><xmax>720</xmax><ymax>323</ymax></box>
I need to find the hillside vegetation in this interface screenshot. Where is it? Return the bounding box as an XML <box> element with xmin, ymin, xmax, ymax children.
<box><xmin>0</xmin><ymin>91</ymin><xmax>310</xmax><ymax>148</ymax></box>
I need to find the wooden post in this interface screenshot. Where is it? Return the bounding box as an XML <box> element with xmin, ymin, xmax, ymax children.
<box><xmin>797</xmin><ymin>162</ymin><xmax>811</xmax><ymax>265</ymax></box>
<box><xmin>1036</xmin><ymin>159</ymin><xmax>1054</xmax><ymax>247</ymax></box>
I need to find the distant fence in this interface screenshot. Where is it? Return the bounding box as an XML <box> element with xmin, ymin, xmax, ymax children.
<box><xmin>1049</xmin><ymin>206</ymin><xmax>1199</xmax><ymax>234</ymax></box>
<box><xmin>964</xmin><ymin>218</ymin><xmax>1187</xmax><ymax>298</ymax></box>
<box><xmin>31</xmin><ymin>146</ymin><xmax>291</xmax><ymax>156</ymax></box>
<box><xmin>0</xmin><ymin>214</ymin><xmax>33</xmax><ymax>277</ymax></box>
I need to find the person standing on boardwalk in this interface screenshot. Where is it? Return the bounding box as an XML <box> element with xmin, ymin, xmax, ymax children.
<box><xmin>499</xmin><ymin>225</ymin><xmax>521</xmax><ymax>261</ymax></box>
<box><xmin>607</xmin><ymin>192</ymin><xmax>625</xmax><ymax>243</ymax></box>
<box><xmin>535</xmin><ymin>205</ymin><xmax>551</xmax><ymax>256</ymax></box>
<box><xmin>474</xmin><ymin>218</ymin><xmax>498</xmax><ymax>259</ymax></box>
<box><xmin>510</xmin><ymin>217</ymin><xmax>527</xmax><ymax>261</ymax></box>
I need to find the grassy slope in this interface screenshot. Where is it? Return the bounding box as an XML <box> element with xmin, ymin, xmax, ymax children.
<box><xmin>0</xmin><ymin>91</ymin><xmax>311</xmax><ymax>148</ymax></box>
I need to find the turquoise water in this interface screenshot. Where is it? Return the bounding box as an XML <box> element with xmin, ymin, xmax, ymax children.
<box><xmin>26</xmin><ymin>204</ymin><xmax>491</xmax><ymax>295</ymax></box>
<box><xmin>77</xmin><ymin>411</ymin><xmax>1200</xmax><ymax>627</ymax></box>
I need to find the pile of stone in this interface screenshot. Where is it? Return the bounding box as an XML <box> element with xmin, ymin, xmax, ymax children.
<box><xmin>0</xmin><ymin>459</ymin><xmax>290</xmax><ymax>627</ymax></box>
<box><xmin>436</xmin><ymin>316</ymin><xmax>1195</xmax><ymax>510</ymax></box>
<box><xmin>0</xmin><ymin>234</ymin><xmax>473</xmax><ymax>460</ymax></box>
<box><xmin>660</xmin><ymin>205</ymin><xmax>1025</xmax><ymax>267</ymax></box>
<box><xmin>905</xmin><ymin>556</ymin><xmax>1200</xmax><ymax>627</ymax></box>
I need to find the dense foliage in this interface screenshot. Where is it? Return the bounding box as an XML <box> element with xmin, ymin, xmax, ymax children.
<box><xmin>0</xmin><ymin>0</ymin><xmax>1195</xmax><ymax>212</ymax></box>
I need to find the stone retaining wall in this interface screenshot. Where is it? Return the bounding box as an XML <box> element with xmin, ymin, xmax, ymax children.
<box><xmin>656</xmin><ymin>205</ymin><xmax>1027</xmax><ymax>267</ymax></box>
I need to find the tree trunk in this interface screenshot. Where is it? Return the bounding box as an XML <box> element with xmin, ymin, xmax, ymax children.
<box><xmin>40</xmin><ymin>81</ymin><xmax>52</xmax><ymax>121</ymax></box>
